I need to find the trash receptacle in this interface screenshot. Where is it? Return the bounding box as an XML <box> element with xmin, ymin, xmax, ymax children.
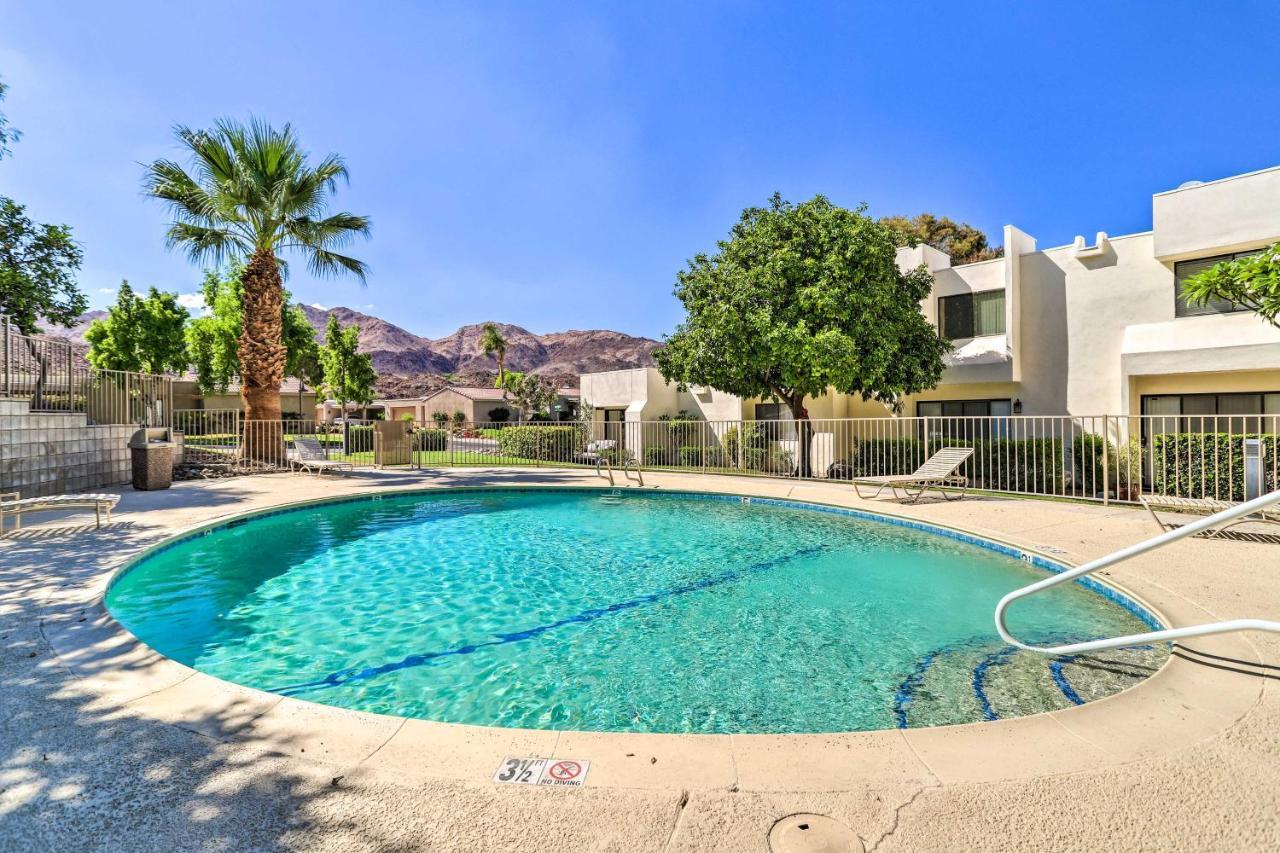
<box><xmin>129</xmin><ymin>428</ymin><xmax>175</xmax><ymax>490</ymax></box>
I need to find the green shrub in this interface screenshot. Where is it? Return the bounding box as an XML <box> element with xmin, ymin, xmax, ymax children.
<box><xmin>496</xmin><ymin>426</ymin><xmax>582</xmax><ymax>460</ymax></box>
<box><xmin>1150</xmin><ymin>432</ymin><xmax>1279</xmax><ymax>500</ymax></box>
<box><xmin>849</xmin><ymin>438</ymin><xmax>924</xmax><ymax>476</ymax></box>
<box><xmin>415</xmin><ymin>428</ymin><xmax>448</xmax><ymax>451</ymax></box>
<box><xmin>644</xmin><ymin>446</ymin><xmax>670</xmax><ymax>467</ymax></box>
<box><xmin>960</xmin><ymin>438</ymin><xmax>1065</xmax><ymax>493</ymax></box>
<box><xmin>346</xmin><ymin>425</ymin><xmax>374</xmax><ymax>453</ymax></box>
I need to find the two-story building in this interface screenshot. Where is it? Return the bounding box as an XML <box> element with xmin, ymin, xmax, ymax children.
<box><xmin>581</xmin><ymin>164</ymin><xmax>1280</xmax><ymax>459</ymax></box>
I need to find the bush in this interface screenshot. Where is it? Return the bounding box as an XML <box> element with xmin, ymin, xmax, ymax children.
<box><xmin>487</xmin><ymin>407</ymin><xmax>511</xmax><ymax>423</ymax></box>
<box><xmin>1151</xmin><ymin>432</ymin><xmax>1279</xmax><ymax>500</ymax></box>
<box><xmin>345</xmin><ymin>425</ymin><xmax>374</xmax><ymax>453</ymax></box>
<box><xmin>415</xmin><ymin>428</ymin><xmax>448</xmax><ymax>451</ymax></box>
<box><xmin>496</xmin><ymin>426</ymin><xmax>582</xmax><ymax>461</ymax></box>
<box><xmin>644</xmin><ymin>446</ymin><xmax>670</xmax><ymax>467</ymax></box>
<box><xmin>849</xmin><ymin>438</ymin><xmax>924</xmax><ymax>476</ymax></box>
<box><xmin>432</xmin><ymin>411</ymin><xmax>449</xmax><ymax>427</ymax></box>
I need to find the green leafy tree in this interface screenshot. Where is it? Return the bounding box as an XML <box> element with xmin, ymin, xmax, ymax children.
<box><xmin>185</xmin><ymin>265</ymin><xmax>322</xmax><ymax>400</ymax></box>
<box><xmin>0</xmin><ymin>198</ymin><xmax>86</xmax><ymax>334</ymax></box>
<box><xmin>505</xmin><ymin>372</ymin><xmax>559</xmax><ymax>422</ymax></box>
<box><xmin>481</xmin><ymin>322</ymin><xmax>509</xmax><ymax>387</ymax></box>
<box><xmin>1180</xmin><ymin>244</ymin><xmax>1280</xmax><ymax>327</ymax></box>
<box><xmin>318</xmin><ymin>314</ymin><xmax>376</xmax><ymax>430</ymax></box>
<box><xmin>657</xmin><ymin>194</ymin><xmax>950</xmax><ymax>476</ymax></box>
<box><xmin>85</xmin><ymin>282</ymin><xmax>189</xmax><ymax>374</ymax></box>
<box><xmin>879</xmin><ymin>213</ymin><xmax>1003</xmax><ymax>265</ymax></box>
<box><xmin>142</xmin><ymin>118</ymin><xmax>371</xmax><ymax>442</ymax></box>
<box><xmin>0</xmin><ymin>75</ymin><xmax>20</xmax><ymax>161</ymax></box>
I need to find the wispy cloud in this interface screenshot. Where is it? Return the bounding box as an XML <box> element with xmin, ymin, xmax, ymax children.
<box><xmin>310</xmin><ymin>302</ymin><xmax>328</xmax><ymax>310</ymax></box>
<box><xmin>177</xmin><ymin>292</ymin><xmax>205</xmax><ymax>312</ymax></box>
<box><xmin>97</xmin><ymin>287</ymin><xmax>115</xmax><ymax>295</ymax></box>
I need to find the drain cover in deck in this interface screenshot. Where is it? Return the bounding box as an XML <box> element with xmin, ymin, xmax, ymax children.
<box><xmin>768</xmin><ymin>814</ymin><xmax>862</xmax><ymax>853</ymax></box>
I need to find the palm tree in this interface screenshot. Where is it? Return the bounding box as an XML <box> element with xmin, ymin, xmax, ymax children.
<box><xmin>481</xmin><ymin>322</ymin><xmax>508</xmax><ymax>387</ymax></box>
<box><xmin>143</xmin><ymin>118</ymin><xmax>370</xmax><ymax>456</ymax></box>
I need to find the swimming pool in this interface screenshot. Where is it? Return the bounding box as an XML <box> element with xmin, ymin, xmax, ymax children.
<box><xmin>105</xmin><ymin>488</ymin><xmax>1168</xmax><ymax>734</ymax></box>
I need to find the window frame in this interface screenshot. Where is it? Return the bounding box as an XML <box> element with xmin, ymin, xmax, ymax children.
<box><xmin>1173</xmin><ymin>249</ymin><xmax>1265</xmax><ymax>318</ymax></box>
<box><xmin>937</xmin><ymin>289</ymin><xmax>1007</xmax><ymax>340</ymax></box>
<box><xmin>1139</xmin><ymin>392</ymin><xmax>1280</xmax><ymax>441</ymax></box>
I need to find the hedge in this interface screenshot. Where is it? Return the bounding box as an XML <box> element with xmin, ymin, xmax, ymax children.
<box><xmin>495</xmin><ymin>426</ymin><xmax>582</xmax><ymax>460</ymax></box>
<box><xmin>1150</xmin><ymin>432</ymin><xmax>1278</xmax><ymax>501</ymax></box>
<box><xmin>845</xmin><ymin>437</ymin><xmax>1066</xmax><ymax>493</ymax></box>
<box><xmin>414</xmin><ymin>428</ymin><xmax>448</xmax><ymax>451</ymax></box>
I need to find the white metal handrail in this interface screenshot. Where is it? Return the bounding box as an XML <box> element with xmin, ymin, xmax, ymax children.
<box><xmin>995</xmin><ymin>488</ymin><xmax>1280</xmax><ymax>655</ymax></box>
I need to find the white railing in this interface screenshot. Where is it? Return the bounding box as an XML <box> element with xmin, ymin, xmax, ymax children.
<box><xmin>994</xmin><ymin>488</ymin><xmax>1280</xmax><ymax>655</ymax></box>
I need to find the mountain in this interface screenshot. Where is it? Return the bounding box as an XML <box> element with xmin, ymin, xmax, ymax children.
<box><xmin>39</xmin><ymin>304</ymin><xmax>660</xmax><ymax>390</ymax></box>
<box><xmin>297</xmin><ymin>307</ymin><xmax>660</xmax><ymax>388</ymax></box>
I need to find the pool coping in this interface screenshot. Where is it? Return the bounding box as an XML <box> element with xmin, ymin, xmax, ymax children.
<box><xmin>39</xmin><ymin>471</ymin><xmax>1269</xmax><ymax>793</ymax></box>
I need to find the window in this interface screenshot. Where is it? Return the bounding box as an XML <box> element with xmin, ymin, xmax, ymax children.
<box><xmin>754</xmin><ymin>403</ymin><xmax>796</xmax><ymax>439</ymax></box>
<box><xmin>938</xmin><ymin>290</ymin><xmax>1005</xmax><ymax>339</ymax></box>
<box><xmin>1140</xmin><ymin>392</ymin><xmax>1280</xmax><ymax>439</ymax></box>
<box><xmin>1174</xmin><ymin>249</ymin><xmax>1264</xmax><ymax>317</ymax></box>
<box><xmin>917</xmin><ymin>399</ymin><xmax>1012</xmax><ymax>439</ymax></box>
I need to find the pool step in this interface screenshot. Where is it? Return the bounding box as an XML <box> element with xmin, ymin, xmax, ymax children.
<box><xmin>894</xmin><ymin>641</ymin><xmax>1166</xmax><ymax>729</ymax></box>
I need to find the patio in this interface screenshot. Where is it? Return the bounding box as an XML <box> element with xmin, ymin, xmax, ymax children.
<box><xmin>1</xmin><ymin>468</ymin><xmax>1276</xmax><ymax>851</ymax></box>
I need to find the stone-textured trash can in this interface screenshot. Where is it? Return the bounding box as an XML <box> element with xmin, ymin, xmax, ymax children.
<box><xmin>129</xmin><ymin>428</ymin><xmax>175</xmax><ymax>491</ymax></box>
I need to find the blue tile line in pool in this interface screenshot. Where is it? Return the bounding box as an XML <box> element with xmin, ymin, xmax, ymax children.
<box><xmin>1049</xmin><ymin>656</ymin><xmax>1086</xmax><ymax>706</ymax></box>
<box><xmin>266</xmin><ymin>542</ymin><xmax>834</xmax><ymax>698</ymax></box>
<box><xmin>972</xmin><ymin>646</ymin><xmax>1021</xmax><ymax>721</ymax></box>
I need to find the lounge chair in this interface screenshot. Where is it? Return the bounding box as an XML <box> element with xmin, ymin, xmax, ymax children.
<box><xmin>290</xmin><ymin>436</ymin><xmax>354</xmax><ymax>477</ymax></box>
<box><xmin>1140</xmin><ymin>493</ymin><xmax>1280</xmax><ymax>537</ymax></box>
<box><xmin>0</xmin><ymin>491</ymin><xmax>120</xmax><ymax>537</ymax></box>
<box><xmin>579</xmin><ymin>439</ymin><xmax>617</xmax><ymax>464</ymax></box>
<box><xmin>851</xmin><ymin>447</ymin><xmax>974</xmax><ymax>503</ymax></box>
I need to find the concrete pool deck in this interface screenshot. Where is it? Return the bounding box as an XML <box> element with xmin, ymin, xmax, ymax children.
<box><xmin>1</xmin><ymin>467</ymin><xmax>1276</xmax><ymax>851</ymax></box>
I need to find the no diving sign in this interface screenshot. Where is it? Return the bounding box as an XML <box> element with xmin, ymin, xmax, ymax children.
<box><xmin>493</xmin><ymin>757</ymin><xmax>590</xmax><ymax>788</ymax></box>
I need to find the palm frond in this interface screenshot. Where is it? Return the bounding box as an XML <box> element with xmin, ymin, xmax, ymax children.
<box><xmin>143</xmin><ymin>117</ymin><xmax>369</xmax><ymax>280</ymax></box>
<box><xmin>307</xmin><ymin>247</ymin><xmax>369</xmax><ymax>283</ymax></box>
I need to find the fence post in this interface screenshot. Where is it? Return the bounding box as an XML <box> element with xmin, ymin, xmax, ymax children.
<box><xmin>2</xmin><ymin>315</ymin><xmax>9</xmax><ymax>398</ymax></box>
<box><xmin>1102</xmin><ymin>416</ymin><xmax>1110</xmax><ymax>506</ymax></box>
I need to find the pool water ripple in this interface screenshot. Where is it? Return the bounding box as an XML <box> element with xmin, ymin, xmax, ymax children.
<box><xmin>106</xmin><ymin>489</ymin><xmax>1168</xmax><ymax>734</ymax></box>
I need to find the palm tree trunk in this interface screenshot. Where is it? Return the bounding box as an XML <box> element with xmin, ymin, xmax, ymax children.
<box><xmin>239</xmin><ymin>248</ymin><xmax>288</xmax><ymax>463</ymax></box>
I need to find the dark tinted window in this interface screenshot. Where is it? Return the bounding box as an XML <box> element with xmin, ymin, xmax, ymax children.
<box><xmin>938</xmin><ymin>290</ymin><xmax>1005</xmax><ymax>338</ymax></box>
<box><xmin>1174</xmin><ymin>249</ymin><xmax>1263</xmax><ymax>317</ymax></box>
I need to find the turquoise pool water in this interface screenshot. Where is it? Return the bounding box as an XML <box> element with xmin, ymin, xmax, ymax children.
<box><xmin>105</xmin><ymin>489</ymin><xmax>1166</xmax><ymax>734</ymax></box>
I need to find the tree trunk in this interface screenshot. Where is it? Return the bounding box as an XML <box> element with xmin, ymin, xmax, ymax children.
<box><xmin>787</xmin><ymin>394</ymin><xmax>811</xmax><ymax>479</ymax></box>
<box><xmin>239</xmin><ymin>248</ymin><xmax>287</xmax><ymax>463</ymax></box>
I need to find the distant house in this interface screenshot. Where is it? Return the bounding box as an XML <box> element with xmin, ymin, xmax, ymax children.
<box><xmin>172</xmin><ymin>375</ymin><xmax>319</xmax><ymax>417</ymax></box>
<box><xmin>371</xmin><ymin>386</ymin><xmax>580</xmax><ymax>424</ymax></box>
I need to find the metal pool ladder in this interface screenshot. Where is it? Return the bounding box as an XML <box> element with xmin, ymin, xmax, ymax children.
<box><xmin>995</xmin><ymin>489</ymin><xmax>1280</xmax><ymax>656</ymax></box>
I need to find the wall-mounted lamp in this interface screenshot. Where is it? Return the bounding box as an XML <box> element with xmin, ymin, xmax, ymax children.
<box><xmin>1012</xmin><ymin>398</ymin><xmax>1023</xmax><ymax>415</ymax></box>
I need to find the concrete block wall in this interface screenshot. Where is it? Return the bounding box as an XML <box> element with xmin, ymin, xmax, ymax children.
<box><xmin>0</xmin><ymin>398</ymin><xmax>135</xmax><ymax>498</ymax></box>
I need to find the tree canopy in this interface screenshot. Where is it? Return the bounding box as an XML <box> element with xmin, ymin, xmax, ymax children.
<box><xmin>85</xmin><ymin>282</ymin><xmax>189</xmax><ymax>375</ymax></box>
<box><xmin>0</xmin><ymin>75</ymin><xmax>20</xmax><ymax>161</ymax></box>
<box><xmin>142</xmin><ymin>118</ymin><xmax>370</xmax><ymax>426</ymax></box>
<box><xmin>186</xmin><ymin>265</ymin><xmax>321</xmax><ymax>394</ymax></box>
<box><xmin>0</xmin><ymin>198</ymin><xmax>86</xmax><ymax>334</ymax></box>
<box><xmin>656</xmin><ymin>193</ymin><xmax>950</xmax><ymax>475</ymax></box>
<box><xmin>879</xmin><ymin>213</ymin><xmax>1003</xmax><ymax>265</ymax></box>
<box><xmin>318</xmin><ymin>314</ymin><xmax>376</xmax><ymax>412</ymax></box>
<box><xmin>1180</xmin><ymin>244</ymin><xmax>1280</xmax><ymax>327</ymax></box>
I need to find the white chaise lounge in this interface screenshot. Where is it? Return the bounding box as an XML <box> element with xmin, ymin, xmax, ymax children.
<box><xmin>851</xmin><ymin>447</ymin><xmax>974</xmax><ymax>503</ymax></box>
<box><xmin>1140</xmin><ymin>493</ymin><xmax>1280</xmax><ymax>537</ymax></box>
<box><xmin>290</xmin><ymin>437</ymin><xmax>354</xmax><ymax>476</ymax></box>
<box><xmin>0</xmin><ymin>491</ymin><xmax>120</xmax><ymax>537</ymax></box>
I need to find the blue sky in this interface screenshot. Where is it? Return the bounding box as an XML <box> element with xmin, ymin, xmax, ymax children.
<box><xmin>2</xmin><ymin>1</ymin><xmax>1279</xmax><ymax>339</ymax></box>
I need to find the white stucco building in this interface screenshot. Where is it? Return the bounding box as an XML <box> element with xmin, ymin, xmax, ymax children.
<box><xmin>583</xmin><ymin>164</ymin><xmax>1280</xmax><ymax>433</ymax></box>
